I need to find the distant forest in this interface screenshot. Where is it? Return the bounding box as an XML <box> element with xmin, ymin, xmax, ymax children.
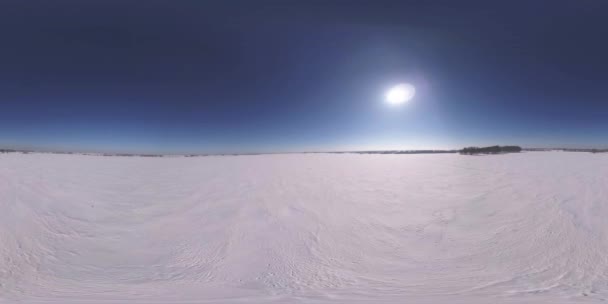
<box><xmin>460</xmin><ymin>146</ymin><xmax>522</xmax><ymax>155</ymax></box>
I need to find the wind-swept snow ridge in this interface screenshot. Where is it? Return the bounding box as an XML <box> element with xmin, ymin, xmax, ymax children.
<box><xmin>1</xmin><ymin>152</ymin><xmax>608</xmax><ymax>303</ymax></box>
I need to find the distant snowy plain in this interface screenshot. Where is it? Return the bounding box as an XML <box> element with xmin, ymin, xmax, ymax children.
<box><xmin>1</xmin><ymin>152</ymin><xmax>608</xmax><ymax>303</ymax></box>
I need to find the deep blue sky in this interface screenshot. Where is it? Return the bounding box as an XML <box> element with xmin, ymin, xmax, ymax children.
<box><xmin>1</xmin><ymin>1</ymin><xmax>607</xmax><ymax>153</ymax></box>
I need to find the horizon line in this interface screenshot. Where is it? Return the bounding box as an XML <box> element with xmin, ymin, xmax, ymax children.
<box><xmin>3</xmin><ymin>146</ymin><xmax>607</xmax><ymax>157</ymax></box>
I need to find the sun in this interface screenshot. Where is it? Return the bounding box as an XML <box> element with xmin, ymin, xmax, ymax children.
<box><xmin>385</xmin><ymin>83</ymin><xmax>415</xmax><ymax>105</ymax></box>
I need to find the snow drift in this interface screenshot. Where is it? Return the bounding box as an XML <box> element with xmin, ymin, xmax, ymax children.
<box><xmin>1</xmin><ymin>152</ymin><xmax>608</xmax><ymax>303</ymax></box>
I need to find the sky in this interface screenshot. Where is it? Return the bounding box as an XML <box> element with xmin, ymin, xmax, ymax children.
<box><xmin>1</xmin><ymin>0</ymin><xmax>607</xmax><ymax>154</ymax></box>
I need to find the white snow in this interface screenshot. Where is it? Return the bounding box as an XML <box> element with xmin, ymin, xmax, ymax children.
<box><xmin>1</xmin><ymin>152</ymin><xmax>608</xmax><ymax>303</ymax></box>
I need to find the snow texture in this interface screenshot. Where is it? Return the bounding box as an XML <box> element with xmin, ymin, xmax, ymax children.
<box><xmin>1</xmin><ymin>152</ymin><xmax>608</xmax><ymax>303</ymax></box>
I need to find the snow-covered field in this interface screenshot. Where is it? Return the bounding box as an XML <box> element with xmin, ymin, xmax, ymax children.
<box><xmin>1</xmin><ymin>152</ymin><xmax>608</xmax><ymax>303</ymax></box>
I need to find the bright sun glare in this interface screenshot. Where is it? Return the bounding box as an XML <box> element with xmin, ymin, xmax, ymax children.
<box><xmin>385</xmin><ymin>83</ymin><xmax>415</xmax><ymax>105</ymax></box>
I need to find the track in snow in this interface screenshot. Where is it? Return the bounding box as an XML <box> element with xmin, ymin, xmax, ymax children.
<box><xmin>1</xmin><ymin>152</ymin><xmax>608</xmax><ymax>303</ymax></box>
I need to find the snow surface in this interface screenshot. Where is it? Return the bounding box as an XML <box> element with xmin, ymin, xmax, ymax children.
<box><xmin>1</xmin><ymin>152</ymin><xmax>608</xmax><ymax>303</ymax></box>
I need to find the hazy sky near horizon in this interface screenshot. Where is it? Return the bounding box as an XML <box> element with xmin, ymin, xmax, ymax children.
<box><xmin>1</xmin><ymin>1</ymin><xmax>608</xmax><ymax>153</ymax></box>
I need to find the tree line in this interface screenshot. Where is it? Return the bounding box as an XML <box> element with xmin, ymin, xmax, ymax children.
<box><xmin>460</xmin><ymin>146</ymin><xmax>522</xmax><ymax>155</ymax></box>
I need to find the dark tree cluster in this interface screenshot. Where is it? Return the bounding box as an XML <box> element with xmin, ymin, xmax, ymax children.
<box><xmin>460</xmin><ymin>146</ymin><xmax>522</xmax><ymax>155</ymax></box>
